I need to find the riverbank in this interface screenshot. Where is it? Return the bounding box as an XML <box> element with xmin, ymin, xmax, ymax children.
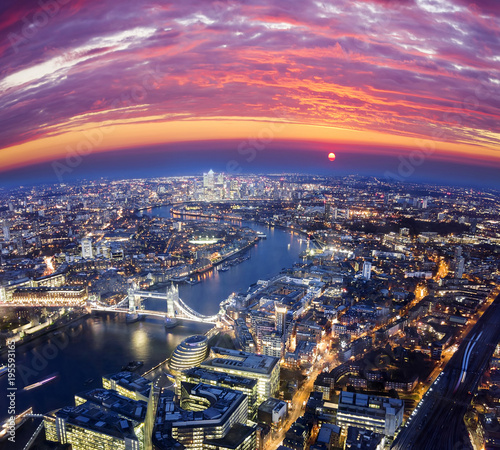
<box><xmin>169</xmin><ymin>203</ymin><xmax>321</xmax><ymax>248</ymax></box>
<box><xmin>0</xmin><ymin>310</ymin><xmax>89</xmax><ymax>357</ymax></box>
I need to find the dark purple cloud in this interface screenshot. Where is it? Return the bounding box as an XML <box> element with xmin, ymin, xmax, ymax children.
<box><xmin>0</xmin><ymin>0</ymin><xmax>499</xmax><ymax>167</ymax></box>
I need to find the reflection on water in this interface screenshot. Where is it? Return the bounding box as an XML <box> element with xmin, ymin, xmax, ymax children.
<box><xmin>0</xmin><ymin>315</ymin><xmax>211</xmax><ymax>429</ymax></box>
<box><xmin>0</xmin><ymin>205</ymin><xmax>303</xmax><ymax>449</ymax></box>
<box><xmin>146</xmin><ymin>206</ymin><xmax>306</xmax><ymax>315</ymax></box>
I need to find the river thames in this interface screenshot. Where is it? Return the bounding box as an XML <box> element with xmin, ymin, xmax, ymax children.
<box><xmin>0</xmin><ymin>206</ymin><xmax>307</xmax><ymax>448</ymax></box>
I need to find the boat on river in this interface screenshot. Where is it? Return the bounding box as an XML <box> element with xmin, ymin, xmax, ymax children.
<box><xmin>121</xmin><ymin>361</ymin><xmax>144</xmax><ymax>372</ymax></box>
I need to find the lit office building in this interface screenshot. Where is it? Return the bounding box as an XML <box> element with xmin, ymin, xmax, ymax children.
<box><xmin>34</xmin><ymin>273</ymin><xmax>66</xmax><ymax>287</ymax></box>
<box><xmin>203</xmin><ymin>169</ymin><xmax>215</xmax><ymax>189</ymax></box>
<box><xmin>102</xmin><ymin>372</ymin><xmax>152</xmax><ymax>402</ymax></box>
<box><xmin>81</xmin><ymin>237</ymin><xmax>94</xmax><ymax>259</ymax></box>
<box><xmin>336</xmin><ymin>391</ymin><xmax>404</xmax><ymax>437</ymax></box>
<box><xmin>362</xmin><ymin>261</ymin><xmax>372</xmax><ymax>280</ymax></box>
<box><xmin>275</xmin><ymin>303</ymin><xmax>287</xmax><ymax>336</ymax></box>
<box><xmin>10</xmin><ymin>286</ymin><xmax>88</xmax><ymax>306</ymax></box>
<box><xmin>44</xmin><ymin>403</ymin><xmax>143</xmax><ymax>450</ymax></box>
<box><xmin>2</xmin><ymin>220</ymin><xmax>10</xmax><ymax>241</ymax></box>
<box><xmin>201</xmin><ymin>347</ymin><xmax>280</xmax><ymax>403</ymax></box>
<box><xmin>169</xmin><ymin>335</ymin><xmax>208</xmax><ymax>374</ymax></box>
<box><xmin>179</xmin><ymin>367</ymin><xmax>259</xmax><ymax>420</ymax></box>
<box><xmin>74</xmin><ymin>388</ymin><xmax>148</xmax><ymax>421</ymax></box>
<box><xmin>153</xmin><ymin>383</ymin><xmax>256</xmax><ymax>450</ymax></box>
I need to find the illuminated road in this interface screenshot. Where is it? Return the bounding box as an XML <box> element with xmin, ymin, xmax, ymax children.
<box><xmin>265</xmin><ymin>348</ymin><xmax>338</xmax><ymax>450</ymax></box>
<box><xmin>392</xmin><ymin>290</ymin><xmax>500</xmax><ymax>450</ymax></box>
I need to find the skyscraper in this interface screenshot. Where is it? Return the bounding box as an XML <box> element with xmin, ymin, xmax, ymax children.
<box><xmin>362</xmin><ymin>261</ymin><xmax>372</xmax><ymax>280</ymax></box>
<box><xmin>275</xmin><ymin>303</ymin><xmax>287</xmax><ymax>336</ymax></box>
<box><xmin>2</xmin><ymin>220</ymin><xmax>10</xmax><ymax>241</ymax></box>
<box><xmin>455</xmin><ymin>256</ymin><xmax>465</xmax><ymax>279</ymax></box>
<box><xmin>203</xmin><ymin>169</ymin><xmax>215</xmax><ymax>189</ymax></box>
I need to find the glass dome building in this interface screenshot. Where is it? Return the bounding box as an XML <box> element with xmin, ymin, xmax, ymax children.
<box><xmin>169</xmin><ymin>335</ymin><xmax>208</xmax><ymax>373</ymax></box>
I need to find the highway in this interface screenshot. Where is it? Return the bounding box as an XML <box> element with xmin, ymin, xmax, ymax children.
<box><xmin>392</xmin><ymin>292</ymin><xmax>500</xmax><ymax>450</ymax></box>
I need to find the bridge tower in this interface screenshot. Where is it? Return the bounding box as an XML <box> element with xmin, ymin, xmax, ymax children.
<box><xmin>128</xmin><ymin>283</ymin><xmax>139</xmax><ymax>313</ymax></box>
<box><xmin>166</xmin><ymin>283</ymin><xmax>178</xmax><ymax>317</ymax></box>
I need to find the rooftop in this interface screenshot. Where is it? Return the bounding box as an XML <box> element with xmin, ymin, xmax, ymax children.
<box><xmin>182</xmin><ymin>367</ymin><xmax>257</xmax><ymax>389</ymax></box>
<box><xmin>54</xmin><ymin>403</ymin><xmax>139</xmax><ymax>441</ymax></box>
<box><xmin>203</xmin><ymin>347</ymin><xmax>279</xmax><ymax>375</ymax></box>
<box><xmin>103</xmin><ymin>371</ymin><xmax>151</xmax><ymax>396</ymax></box>
<box><xmin>75</xmin><ymin>388</ymin><xmax>147</xmax><ymax>423</ymax></box>
<box><xmin>339</xmin><ymin>391</ymin><xmax>404</xmax><ymax>413</ymax></box>
<box><xmin>153</xmin><ymin>382</ymin><xmax>247</xmax><ymax>448</ymax></box>
<box><xmin>258</xmin><ymin>398</ymin><xmax>287</xmax><ymax>414</ymax></box>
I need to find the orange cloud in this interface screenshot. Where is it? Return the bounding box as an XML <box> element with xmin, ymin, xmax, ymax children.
<box><xmin>1</xmin><ymin>117</ymin><xmax>499</xmax><ymax>173</ymax></box>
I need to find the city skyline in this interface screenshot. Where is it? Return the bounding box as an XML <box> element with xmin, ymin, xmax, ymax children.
<box><xmin>1</xmin><ymin>1</ymin><xmax>500</xmax><ymax>187</ymax></box>
<box><xmin>0</xmin><ymin>173</ymin><xmax>499</xmax><ymax>449</ymax></box>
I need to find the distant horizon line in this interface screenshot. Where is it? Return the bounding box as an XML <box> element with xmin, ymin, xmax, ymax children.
<box><xmin>1</xmin><ymin>172</ymin><xmax>499</xmax><ymax>194</ymax></box>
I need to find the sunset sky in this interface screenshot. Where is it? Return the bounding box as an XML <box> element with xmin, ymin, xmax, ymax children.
<box><xmin>1</xmin><ymin>0</ymin><xmax>499</xmax><ymax>186</ymax></box>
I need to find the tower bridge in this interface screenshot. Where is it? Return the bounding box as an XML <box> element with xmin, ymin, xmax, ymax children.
<box><xmin>92</xmin><ymin>283</ymin><xmax>221</xmax><ymax>324</ymax></box>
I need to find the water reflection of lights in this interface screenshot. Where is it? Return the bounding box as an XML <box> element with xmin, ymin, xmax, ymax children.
<box><xmin>131</xmin><ymin>327</ymin><xmax>149</xmax><ymax>356</ymax></box>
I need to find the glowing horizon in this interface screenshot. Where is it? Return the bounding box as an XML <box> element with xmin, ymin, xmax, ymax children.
<box><xmin>1</xmin><ymin>117</ymin><xmax>499</xmax><ymax>173</ymax></box>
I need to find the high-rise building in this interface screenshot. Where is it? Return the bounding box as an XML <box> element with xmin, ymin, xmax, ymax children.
<box><xmin>201</xmin><ymin>347</ymin><xmax>280</xmax><ymax>403</ymax></box>
<box><xmin>336</xmin><ymin>391</ymin><xmax>404</xmax><ymax>437</ymax></box>
<box><xmin>81</xmin><ymin>237</ymin><xmax>93</xmax><ymax>259</ymax></box>
<box><xmin>455</xmin><ymin>256</ymin><xmax>465</xmax><ymax>279</ymax></box>
<box><xmin>203</xmin><ymin>169</ymin><xmax>215</xmax><ymax>189</ymax></box>
<box><xmin>169</xmin><ymin>335</ymin><xmax>208</xmax><ymax>374</ymax></box>
<box><xmin>275</xmin><ymin>303</ymin><xmax>287</xmax><ymax>336</ymax></box>
<box><xmin>362</xmin><ymin>261</ymin><xmax>372</xmax><ymax>280</ymax></box>
<box><xmin>2</xmin><ymin>220</ymin><xmax>10</xmax><ymax>241</ymax></box>
<box><xmin>44</xmin><ymin>372</ymin><xmax>157</xmax><ymax>450</ymax></box>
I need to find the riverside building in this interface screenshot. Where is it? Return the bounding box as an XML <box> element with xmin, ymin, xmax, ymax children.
<box><xmin>169</xmin><ymin>335</ymin><xmax>209</xmax><ymax>374</ymax></box>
